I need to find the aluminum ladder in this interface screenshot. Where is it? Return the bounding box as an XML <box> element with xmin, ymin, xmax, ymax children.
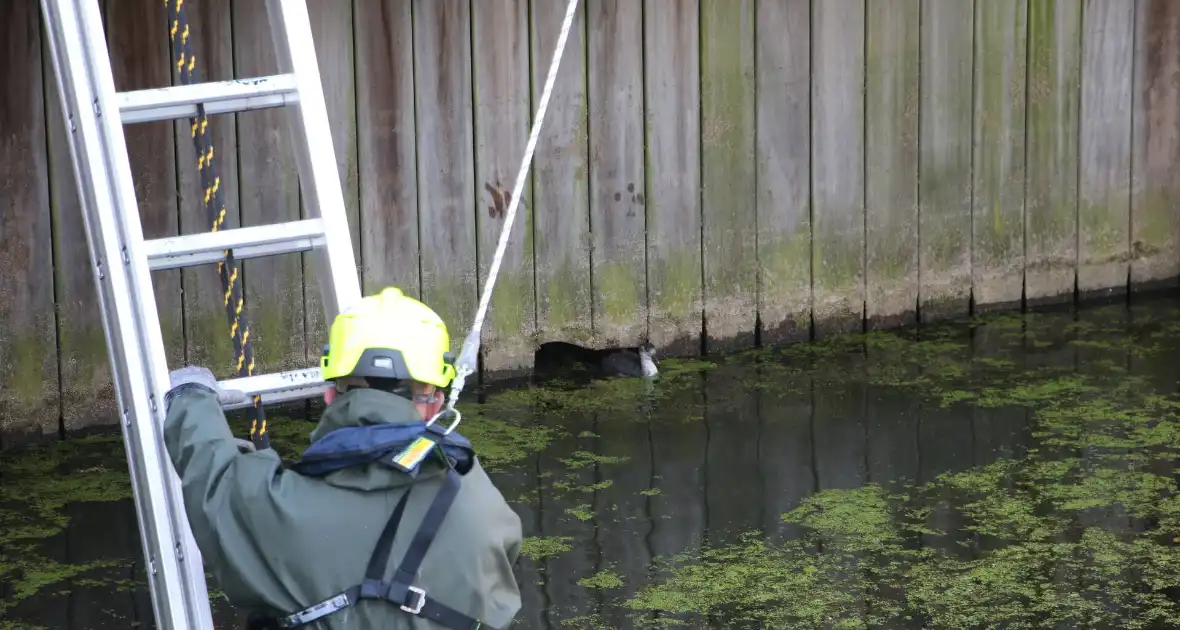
<box><xmin>38</xmin><ymin>0</ymin><xmax>362</xmax><ymax>626</ymax></box>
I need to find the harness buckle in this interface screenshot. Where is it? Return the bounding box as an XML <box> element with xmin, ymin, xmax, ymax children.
<box><xmin>401</xmin><ymin>585</ymin><xmax>427</xmax><ymax>615</ymax></box>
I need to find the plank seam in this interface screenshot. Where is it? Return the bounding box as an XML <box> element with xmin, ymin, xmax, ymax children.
<box><xmin>39</xmin><ymin>5</ymin><xmax>66</xmax><ymax>438</ymax></box>
<box><xmin>1021</xmin><ymin>0</ymin><xmax>1032</xmax><ymax>312</ymax></box>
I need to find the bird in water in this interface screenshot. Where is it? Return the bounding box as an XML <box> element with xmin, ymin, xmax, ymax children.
<box><xmin>533</xmin><ymin>341</ymin><xmax>659</xmax><ymax>382</ymax></box>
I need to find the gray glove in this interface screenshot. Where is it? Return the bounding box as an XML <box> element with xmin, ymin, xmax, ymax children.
<box><xmin>168</xmin><ymin>365</ymin><xmax>249</xmax><ymax>406</ymax></box>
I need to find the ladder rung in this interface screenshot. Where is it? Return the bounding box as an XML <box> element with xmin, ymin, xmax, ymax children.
<box><xmin>218</xmin><ymin>367</ymin><xmax>328</xmax><ymax>410</ymax></box>
<box><xmin>144</xmin><ymin>219</ymin><xmax>326</xmax><ymax>271</ymax></box>
<box><xmin>117</xmin><ymin>74</ymin><xmax>299</xmax><ymax>124</ymax></box>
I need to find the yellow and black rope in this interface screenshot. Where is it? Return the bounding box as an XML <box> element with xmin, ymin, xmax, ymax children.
<box><xmin>167</xmin><ymin>0</ymin><xmax>270</xmax><ymax>451</ymax></box>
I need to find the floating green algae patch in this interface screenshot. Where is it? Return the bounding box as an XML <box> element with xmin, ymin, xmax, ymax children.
<box><xmin>0</xmin><ymin>433</ymin><xmax>134</xmax><ymax>618</ymax></box>
<box><xmin>519</xmin><ymin>536</ymin><xmax>575</xmax><ymax>561</ymax></box>
<box><xmin>578</xmin><ymin>569</ymin><xmax>625</xmax><ymax>590</ymax></box>
<box><xmin>9</xmin><ymin>301</ymin><xmax>1180</xmax><ymax>629</ymax></box>
<box><xmin>620</xmin><ymin>306</ymin><xmax>1180</xmax><ymax>629</ymax></box>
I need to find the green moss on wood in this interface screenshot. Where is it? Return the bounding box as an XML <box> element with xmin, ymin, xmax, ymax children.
<box><xmin>485</xmin><ymin>267</ymin><xmax>535</xmax><ymax>364</ymax></box>
<box><xmin>1132</xmin><ymin>190</ymin><xmax>1180</xmax><ymax>277</ymax></box>
<box><xmin>1079</xmin><ymin>201</ymin><xmax>1130</xmax><ymax>264</ymax></box>
<box><xmin>538</xmin><ymin>258</ymin><xmax>593</xmax><ymax>344</ymax></box>
<box><xmin>811</xmin><ymin>223</ymin><xmax>864</xmax><ymax>324</ymax></box>
<box><xmin>972</xmin><ymin>0</ymin><xmax>1027</xmax><ymax>275</ymax></box>
<box><xmin>700</xmin><ymin>0</ymin><xmax>757</xmax><ymax>335</ymax></box>
<box><xmin>185</xmin><ymin>307</ymin><xmax>240</xmax><ymax>380</ymax></box>
<box><xmin>1024</xmin><ymin>0</ymin><xmax>1080</xmax><ymax>279</ymax></box>
<box><xmin>595</xmin><ymin>260</ymin><xmax>645</xmax><ymax>330</ymax></box>
<box><xmin>247</xmin><ymin>285</ymin><xmax>308</xmax><ymax>372</ymax></box>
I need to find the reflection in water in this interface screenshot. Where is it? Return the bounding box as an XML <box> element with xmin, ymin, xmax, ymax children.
<box><xmin>3</xmin><ymin>297</ymin><xmax>1180</xmax><ymax>629</ymax></box>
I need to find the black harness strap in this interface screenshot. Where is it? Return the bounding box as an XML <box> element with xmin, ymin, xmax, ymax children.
<box><xmin>274</xmin><ymin>468</ymin><xmax>501</xmax><ymax>630</ymax></box>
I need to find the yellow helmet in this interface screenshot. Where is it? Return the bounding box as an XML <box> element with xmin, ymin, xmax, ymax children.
<box><xmin>319</xmin><ymin>286</ymin><xmax>457</xmax><ymax>388</ymax></box>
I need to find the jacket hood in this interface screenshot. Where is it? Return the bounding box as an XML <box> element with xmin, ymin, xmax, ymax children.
<box><xmin>305</xmin><ymin>387</ymin><xmax>443</xmax><ymax>492</ymax></box>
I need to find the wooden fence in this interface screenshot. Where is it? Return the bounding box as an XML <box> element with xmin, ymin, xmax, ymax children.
<box><xmin>2</xmin><ymin>0</ymin><xmax>1179</xmax><ymax>440</ymax></box>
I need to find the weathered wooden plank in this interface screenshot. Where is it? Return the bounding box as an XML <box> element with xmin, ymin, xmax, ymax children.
<box><xmin>918</xmin><ymin>0</ymin><xmax>974</xmax><ymax>321</ymax></box>
<box><xmin>972</xmin><ymin>0</ymin><xmax>1028</xmax><ymax>310</ymax></box>
<box><xmin>108</xmin><ymin>0</ymin><xmax>184</xmax><ymax>378</ymax></box>
<box><xmin>1025</xmin><ymin>0</ymin><xmax>1081</xmax><ymax>305</ymax></box>
<box><xmin>304</xmin><ymin>0</ymin><xmax>360</xmax><ymax>350</ymax></box>
<box><xmin>473</xmin><ymin>0</ymin><xmax>534</xmax><ymax>374</ymax></box>
<box><xmin>43</xmin><ymin>9</ymin><xmax>111</xmax><ymax>435</ymax></box>
<box><xmin>811</xmin><ymin>0</ymin><xmax>866</xmax><ymax>336</ymax></box>
<box><xmin>865</xmin><ymin>0</ymin><xmax>920</xmax><ymax>329</ymax></box>
<box><xmin>1130</xmin><ymin>0</ymin><xmax>1180</xmax><ymax>289</ymax></box>
<box><xmin>1078</xmin><ymin>0</ymin><xmax>1134</xmax><ymax>297</ymax></box>
<box><xmin>414</xmin><ymin>0</ymin><xmax>477</xmax><ymax>357</ymax></box>
<box><xmin>0</xmin><ymin>0</ymin><xmax>58</xmax><ymax>438</ymax></box>
<box><xmin>172</xmin><ymin>0</ymin><xmax>241</xmax><ymax>377</ymax></box>
<box><xmin>587</xmin><ymin>0</ymin><xmax>647</xmax><ymax>348</ymax></box>
<box><xmin>755</xmin><ymin>0</ymin><xmax>810</xmax><ymax>343</ymax></box>
<box><xmin>354</xmin><ymin>0</ymin><xmax>420</xmax><ymax>298</ymax></box>
<box><xmin>700</xmin><ymin>0</ymin><xmax>756</xmax><ymax>351</ymax></box>
<box><xmin>643</xmin><ymin>0</ymin><xmax>702</xmax><ymax>355</ymax></box>
<box><xmin>232</xmin><ymin>0</ymin><xmax>306</xmax><ymax>371</ymax></box>
<box><xmin>533</xmin><ymin>0</ymin><xmax>592</xmax><ymax>350</ymax></box>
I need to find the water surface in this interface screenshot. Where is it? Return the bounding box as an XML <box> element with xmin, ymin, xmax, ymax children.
<box><xmin>3</xmin><ymin>296</ymin><xmax>1180</xmax><ymax>629</ymax></box>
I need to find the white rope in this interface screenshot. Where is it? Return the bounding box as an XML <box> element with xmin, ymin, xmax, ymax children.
<box><xmin>439</xmin><ymin>0</ymin><xmax>582</xmax><ymax>419</ymax></box>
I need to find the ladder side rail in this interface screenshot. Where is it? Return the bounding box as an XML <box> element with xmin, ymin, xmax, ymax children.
<box><xmin>73</xmin><ymin>0</ymin><xmax>216</xmax><ymax>624</ymax></box>
<box><xmin>265</xmin><ymin>0</ymin><xmax>362</xmax><ymax>322</ymax></box>
<box><xmin>42</xmin><ymin>0</ymin><xmax>214</xmax><ymax>627</ymax></box>
<box><xmin>37</xmin><ymin>11</ymin><xmax>168</xmax><ymax>626</ymax></box>
<box><xmin>39</xmin><ymin>3</ymin><xmax>191</xmax><ymax>627</ymax></box>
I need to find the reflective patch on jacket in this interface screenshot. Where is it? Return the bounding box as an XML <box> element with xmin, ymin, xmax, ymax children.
<box><xmin>289</xmin><ymin>422</ymin><xmax>476</xmax><ymax>477</ymax></box>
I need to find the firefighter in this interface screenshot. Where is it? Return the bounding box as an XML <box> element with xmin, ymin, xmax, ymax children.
<box><xmin>163</xmin><ymin>286</ymin><xmax>523</xmax><ymax>629</ymax></box>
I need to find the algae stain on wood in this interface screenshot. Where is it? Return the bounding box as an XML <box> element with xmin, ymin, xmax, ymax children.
<box><xmin>811</xmin><ymin>0</ymin><xmax>866</xmax><ymax>336</ymax></box>
<box><xmin>866</xmin><ymin>0</ymin><xmax>920</xmax><ymax>330</ymax></box>
<box><xmin>474</xmin><ymin>0</ymin><xmax>535</xmax><ymax>373</ymax></box>
<box><xmin>643</xmin><ymin>0</ymin><xmax>702</xmax><ymax>355</ymax></box>
<box><xmin>919</xmin><ymin>0</ymin><xmax>974</xmax><ymax>322</ymax></box>
<box><xmin>1025</xmin><ymin>0</ymin><xmax>1081</xmax><ymax>305</ymax></box>
<box><xmin>972</xmin><ymin>0</ymin><xmax>1028</xmax><ymax>310</ymax></box>
<box><xmin>1130</xmin><ymin>0</ymin><xmax>1180</xmax><ymax>289</ymax></box>
<box><xmin>756</xmin><ymin>0</ymin><xmax>811</xmax><ymax>343</ymax></box>
<box><xmin>701</xmin><ymin>0</ymin><xmax>756</xmax><ymax>351</ymax></box>
<box><xmin>533</xmin><ymin>0</ymin><xmax>592</xmax><ymax>349</ymax></box>
<box><xmin>588</xmin><ymin>0</ymin><xmax>647</xmax><ymax>348</ymax></box>
<box><xmin>1078</xmin><ymin>0</ymin><xmax>1133</xmax><ymax>296</ymax></box>
<box><xmin>414</xmin><ymin>0</ymin><xmax>478</xmax><ymax>355</ymax></box>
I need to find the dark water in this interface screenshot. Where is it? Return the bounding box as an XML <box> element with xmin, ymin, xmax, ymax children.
<box><xmin>4</xmin><ymin>295</ymin><xmax>1180</xmax><ymax>629</ymax></box>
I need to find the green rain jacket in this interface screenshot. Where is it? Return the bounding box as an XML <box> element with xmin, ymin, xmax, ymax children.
<box><xmin>162</xmin><ymin>385</ymin><xmax>523</xmax><ymax>629</ymax></box>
